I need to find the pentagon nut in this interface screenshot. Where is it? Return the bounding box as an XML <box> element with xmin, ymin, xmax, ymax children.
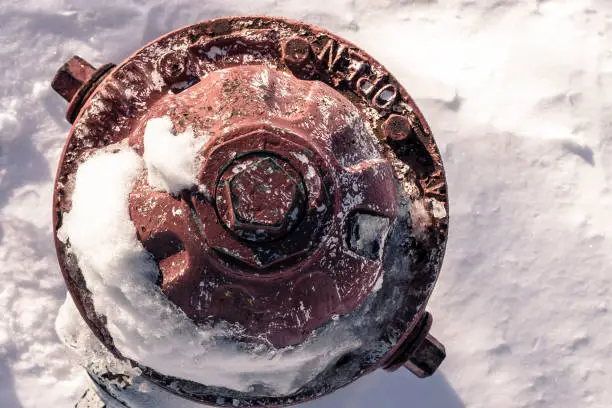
<box><xmin>383</xmin><ymin>312</ymin><xmax>446</xmax><ymax>377</ymax></box>
<box><xmin>218</xmin><ymin>156</ymin><xmax>306</xmax><ymax>242</ymax></box>
<box><xmin>51</xmin><ymin>56</ymin><xmax>96</xmax><ymax>102</ymax></box>
<box><xmin>403</xmin><ymin>333</ymin><xmax>446</xmax><ymax>378</ymax></box>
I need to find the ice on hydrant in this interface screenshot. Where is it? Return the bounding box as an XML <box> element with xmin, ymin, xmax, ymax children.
<box><xmin>51</xmin><ymin>16</ymin><xmax>448</xmax><ymax>407</ymax></box>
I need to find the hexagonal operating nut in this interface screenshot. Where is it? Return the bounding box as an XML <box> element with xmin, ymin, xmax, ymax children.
<box><xmin>216</xmin><ymin>155</ymin><xmax>306</xmax><ymax>243</ymax></box>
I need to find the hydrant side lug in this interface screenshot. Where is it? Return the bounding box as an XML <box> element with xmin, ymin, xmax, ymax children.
<box><xmin>51</xmin><ymin>16</ymin><xmax>450</xmax><ymax>407</ymax></box>
<box><xmin>65</xmin><ymin>62</ymin><xmax>116</xmax><ymax>124</ymax></box>
<box><xmin>51</xmin><ymin>55</ymin><xmax>116</xmax><ymax>124</ymax></box>
<box><xmin>403</xmin><ymin>333</ymin><xmax>447</xmax><ymax>378</ymax></box>
<box><xmin>381</xmin><ymin>311</ymin><xmax>446</xmax><ymax>377</ymax></box>
<box><xmin>51</xmin><ymin>56</ymin><xmax>96</xmax><ymax>102</ymax></box>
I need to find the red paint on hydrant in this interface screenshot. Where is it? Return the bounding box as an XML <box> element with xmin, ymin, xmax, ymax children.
<box><xmin>51</xmin><ymin>16</ymin><xmax>449</xmax><ymax>407</ymax></box>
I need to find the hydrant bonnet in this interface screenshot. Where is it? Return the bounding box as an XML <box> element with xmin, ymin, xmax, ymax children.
<box><xmin>51</xmin><ymin>16</ymin><xmax>449</xmax><ymax>407</ymax></box>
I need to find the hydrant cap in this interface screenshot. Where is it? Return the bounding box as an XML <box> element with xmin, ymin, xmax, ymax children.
<box><xmin>52</xmin><ymin>16</ymin><xmax>449</xmax><ymax>407</ymax></box>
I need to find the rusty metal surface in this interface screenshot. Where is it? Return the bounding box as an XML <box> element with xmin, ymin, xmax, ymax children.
<box><xmin>51</xmin><ymin>56</ymin><xmax>96</xmax><ymax>102</ymax></box>
<box><xmin>52</xmin><ymin>16</ymin><xmax>449</xmax><ymax>407</ymax></box>
<box><xmin>65</xmin><ymin>63</ymin><xmax>116</xmax><ymax>124</ymax></box>
<box><xmin>51</xmin><ymin>56</ymin><xmax>116</xmax><ymax>124</ymax></box>
<box><xmin>126</xmin><ymin>63</ymin><xmax>398</xmax><ymax>349</ymax></box>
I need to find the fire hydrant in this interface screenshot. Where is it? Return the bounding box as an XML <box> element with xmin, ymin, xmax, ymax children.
<box><xmin>51</xmin><ymin>16</ymin><xmax>449</xmax><ymax>408</ymax></box>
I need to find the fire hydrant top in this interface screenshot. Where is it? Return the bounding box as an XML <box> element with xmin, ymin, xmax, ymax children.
<box><xmin>51</xmin><ymin>16</ymin><xmax>449</xmax><ymax>407</ymax></box>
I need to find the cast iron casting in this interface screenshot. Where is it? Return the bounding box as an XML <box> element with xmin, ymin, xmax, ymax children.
<box><xmin>51</xmin><ymin>16</ymin><xmax>449</xmax><ymax>407</ymax></box>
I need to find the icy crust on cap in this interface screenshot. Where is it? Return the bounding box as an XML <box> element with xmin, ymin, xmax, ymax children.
<box><xmin>56</xmin><ymin>296</ymin><xmax>204</xmax><ymax>408</ymax></box>
<box><xmin>57</xmin><ymin>148</ymin><xmax>361</xmax><ymax>395</ymax></box>
<box><xmin>143</xmin><ymin>116</ymin><xmax>207</xmax><ymax>195</ymax></box>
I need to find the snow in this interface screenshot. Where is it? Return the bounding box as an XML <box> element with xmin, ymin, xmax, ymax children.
<box><xmin>1</xmin><ymin>1</ymin><xmax>611</xmax><ymax>408</ymax></box>
<box><xmin>348</xmin><ymin>212</ymin><xmax>390</xmax><ymax>261</ymax></box>
<box><xmin>206</xmin><ymin>46</ymin><xmax>228</xmax><ymax>60</ymax></box>
<box><xmin>143</xmin><ymin>116</ymin><xmax>205</xmax><ymax>195</ymax></box>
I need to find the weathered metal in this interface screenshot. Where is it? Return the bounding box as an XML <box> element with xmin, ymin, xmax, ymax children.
<box><xmin>52</xmin><ymin>16</ymin><xmax>449</xmax><ymax>407</ymax></box>
<box><xmin>51</xmin><ymin>56</ymin><xmax>116</xmax><ymax>124</ymax></box>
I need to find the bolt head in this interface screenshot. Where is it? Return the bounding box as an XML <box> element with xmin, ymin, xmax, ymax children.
<box><xmin>382</xmin><ymin>114</ymin><xmax>414</xmax><ymax>141</ymax></box>
<box><xmin>157</xmin><ymin>51</ymin><xmax>187</xmax><ymax>80</ymax></box>
<box><xmin>282</xmin><ymin>37</ymin><xmax>312</xmax><ymax>67</ymax></box>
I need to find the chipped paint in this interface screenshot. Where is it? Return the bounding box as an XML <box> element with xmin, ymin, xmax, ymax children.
<box><xmin>52</xmin><ymin>16</ymin><xmax>448</xmax><ymax>408</ymax></box>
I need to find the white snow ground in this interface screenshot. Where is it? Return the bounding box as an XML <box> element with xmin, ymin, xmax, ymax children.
<box><xmin>1</xmin><ymin>0</ymin><xmax>611</xmax><ymax>407</ymax></box>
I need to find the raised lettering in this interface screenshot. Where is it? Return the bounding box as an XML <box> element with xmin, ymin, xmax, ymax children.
<box><xmin>309</xmin><ymin>38</ymin><xmax>402</xmax><ymax>112</ymax></box>
<box><xmin>345</xmin><ymin>51</ymin><xmax>368</xmax><ymax>82</ymax></box>
<box><xmin>373</xmin><ymin>84</ymin><xmax>398</xmax><ymax>109</ymax></box>
<box><xmin>356</xmin><ymin>75</ymin><xmax>387</xmax><ymax>98</ymax></box>
<box><xmin>316</xmin><ymin>39</ymin><xmax>348</xmax><ymax>71</ymax></box>
<box><xmin>421</xmin><ymin>169</ymin><xmax>446</xmax><ymax>200</ymax></box>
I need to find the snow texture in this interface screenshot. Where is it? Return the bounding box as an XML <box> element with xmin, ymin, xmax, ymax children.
<box><xmin>348</xmin><ymin>212</ymin><xmax>390</xmax><ymax>261</ymax></box>
<box><xmin>143</xmin><ymin>116</ymin><xmax>206</xmax><ymax>195</ymax></box>
<box><xmin>1</xmin><ymin>1</ymin><xmax>612</xmax><ymax>408</ymax></box>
